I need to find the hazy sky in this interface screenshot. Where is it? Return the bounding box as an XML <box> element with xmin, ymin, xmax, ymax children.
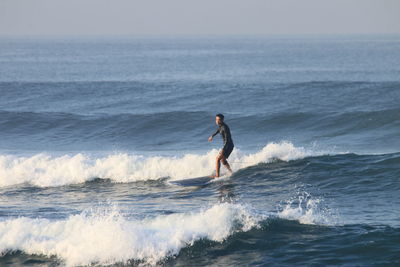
<box><xmin>1</xmin><ymin>0</ymin><xmax>399</xmax><ymax>36</ymax></box>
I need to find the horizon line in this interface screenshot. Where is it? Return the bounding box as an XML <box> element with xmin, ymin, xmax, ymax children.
<box><xmin>1</xmin><ymin>33</ymin><xmax>400</xmax><ymax>39</ymax></box>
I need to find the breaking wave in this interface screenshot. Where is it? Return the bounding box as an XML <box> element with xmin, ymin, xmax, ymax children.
<box><xmin>0</xmin><ymin>142</ymin><xmax>322</xmax><ymax>187</ymax></box>
<box><xmin>0</xmin><ymin>203</ymin><xmax>263</xmax><ymax>266</ymax></box>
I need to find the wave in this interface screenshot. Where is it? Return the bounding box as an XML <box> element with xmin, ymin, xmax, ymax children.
<box><xmin>0</xmin><ymin>190</ymin><xmax>340</xmax><ymax>267</ymax></box>
<box><xmin>0</xmin><ymin>142</ymin><xmax>317</xmax><ymax>187</ymax></box>
<box><xmin>0</xmin><ymin>203</ymin><xmax>264</xmax><ymax>266</ymax></box>
<box><xmin>277</xmin><ymin>191</ymin><xmax>340</xmax><ymax>225</ymax></box>
<box><xmin>1</xmin><ymin>107</ymin><xmax>399</xmax><ymax>149</ymax></box>
<box><xmin>0</xmin><ymin>109</ymin><xmax>208</xmax><ymax>139</ymax></box>
<box><xmin>179</xmin><ymin>218</ymin><xmax>400</xmax><ymax>267</ymax></box>
<box><xmin>1</xmin><ymin>107</ymin><xmax>399</xmax><ymax>133</ymax></box>
<box><xmin>235</xmin><ymin>107</ymin><xmax>400</xmax><ymax>134</ymax></box>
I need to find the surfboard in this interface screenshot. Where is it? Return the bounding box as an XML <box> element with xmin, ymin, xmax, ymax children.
<box><xmin>170</xmin><ymin>176</ymin><xmax>214</xmax><ymax>186</ymax></box>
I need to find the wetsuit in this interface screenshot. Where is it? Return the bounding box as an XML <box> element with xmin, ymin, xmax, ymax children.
<box><xmin>211</xmin><ymin>122</ymin><xmax>234</xmax><ymax>158</ymax></box>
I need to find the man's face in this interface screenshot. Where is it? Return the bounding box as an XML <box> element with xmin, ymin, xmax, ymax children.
<box><xmin>215</xmin><ymin>116</ymin><xmax>222</xmax><ymax>125</ymax></box>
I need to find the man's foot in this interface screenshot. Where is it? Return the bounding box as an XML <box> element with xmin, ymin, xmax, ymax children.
<box><xmin>209</xmin><ymin>174</ymin><xmax>219</xmax><ymax>178</ymax></box>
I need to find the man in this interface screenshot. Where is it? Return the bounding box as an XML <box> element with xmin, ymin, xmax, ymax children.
<box><xmin>208</xmin><ymin>113</ymin><xmax>234</xmax><ymax>177</ymax></box>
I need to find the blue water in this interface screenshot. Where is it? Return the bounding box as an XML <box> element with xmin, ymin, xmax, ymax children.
<box><xmin>0</xmin><ymin>35</ymin><xmax>399</xmax><ymax>266</ymax></box>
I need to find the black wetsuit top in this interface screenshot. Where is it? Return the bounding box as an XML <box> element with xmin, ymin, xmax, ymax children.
<box><xmin>212</xmin><ymin>122</ymin><xmax>234</xmax><ymax>150</ymax></box>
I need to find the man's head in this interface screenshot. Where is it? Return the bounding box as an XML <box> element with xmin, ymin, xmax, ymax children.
<box><xmin>215</xmin><ymin>113</ymin><xmax>224</xmax><ymax>125</ymax></box>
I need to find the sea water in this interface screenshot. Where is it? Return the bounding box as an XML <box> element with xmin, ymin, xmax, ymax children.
<box><xmin>0</xmin><ymin>35</ymin><xmax>399</xmax><ymax>266</ymax></box>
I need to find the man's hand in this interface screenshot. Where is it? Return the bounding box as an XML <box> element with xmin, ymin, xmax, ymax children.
<box><xmin>208</xmin><ymin>136</ymin><xmax>213</xmax><ymax>142</ymax></box>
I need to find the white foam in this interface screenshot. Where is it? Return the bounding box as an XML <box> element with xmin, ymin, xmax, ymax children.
<box><xmin>0</xmin><ymin>203</ymin><xmax>263</xmax><ymax>266</ymax></box>
<box><xmin>228</xmin><ymin>141</ymin><xmax>313</xmax><ymax>170</ymax></box>
<box><xmin>0</xmin><ymin>141</ymin><xmax>320</xmax><ymax>187</ymax></box>
<box><xmin>277</xmin><ymin>192</ymin><xmax>339</xmax><ymax>226</ymax></box>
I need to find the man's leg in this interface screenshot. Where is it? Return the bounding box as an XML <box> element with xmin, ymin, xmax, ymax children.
<box><xmin>221</xmin><ymin>156</ymin><xmax>233</xmax><ymax>174</ymax></box>
<box><xmin>215</xmin><ymin>152</ymin><xmax>223</xmax><ymax>177</ymax></box>
<box><xmin>215</xmin><ymin>153</ymin><xmax>232</xmax><ymax>177</ymax></box>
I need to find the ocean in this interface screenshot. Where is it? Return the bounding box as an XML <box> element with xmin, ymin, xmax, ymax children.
<box><xmin>0</xmin><ymin>35</ymin><xmax>399</xmax><ymax>266</ymax></box>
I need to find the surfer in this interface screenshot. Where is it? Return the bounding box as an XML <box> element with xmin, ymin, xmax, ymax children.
<box><xmin>208</xmin><ymin>113</ymin><xmax>234</xmax><ymax>177</ymax></box>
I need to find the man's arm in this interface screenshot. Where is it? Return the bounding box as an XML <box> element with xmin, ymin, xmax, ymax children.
<box><xmin>208</xmin><ymin>128</ymin><xmax>220</xmax><ymax>142</ymax></box>
<box><xmin>211</xmin><ymin>129</ymin><xmax>219</xmax><ymax>138</ymax></box>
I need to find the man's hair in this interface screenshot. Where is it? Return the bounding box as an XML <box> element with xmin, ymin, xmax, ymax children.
<box><xmin>216</xmin><ymin>113</ymin><xmax>224</xmax><ymax>121</ymax></box>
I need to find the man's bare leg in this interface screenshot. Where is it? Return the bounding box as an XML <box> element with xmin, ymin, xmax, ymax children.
<box><xmin>223</xmin><ymin>160</ymin><xmax>232</xmax><ymax>175</ymax></box>
<box><xmin>214</xmin><ymin>153</ymin><xmax>222</xmax><ymax>177</ymax></box>
<box><xmin>212</xmin><ymin>153</ymin><xmax>232</xmax><ymax>178</ymax></box>
<box><xmin>221</xmin><ymin>156</ymin><xmax>232</xmax><ymax>175</ymax></box>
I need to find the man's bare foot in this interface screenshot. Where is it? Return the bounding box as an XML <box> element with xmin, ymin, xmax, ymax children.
<box><xmin>209</xmin><ymin>174</ymin><xmax>219</xmax><ymax>178</ymax></box>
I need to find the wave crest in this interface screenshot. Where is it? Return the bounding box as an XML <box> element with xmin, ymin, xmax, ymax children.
<box><xmin>0</xmin><ymin>142</ymin><xmax>318</xmax><ymax>187</ymax></box>
<box><xmin>0</xmin><ymin>203</ymin><xmax>262</xmax><ymax>266</ymax></box>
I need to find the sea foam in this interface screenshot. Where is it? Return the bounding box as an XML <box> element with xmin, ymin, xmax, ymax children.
<box><xmin>277</xmin><ymin>191</ymin><xmax>340</xmax><ymax>226</ymax></box>
<box><xmin>0</xmin><ymin>203</ymin><xmax>262</xmax><ymax>266</ymax></box>
<box><xmin>0</xmin><ymin>142</ymin><xmax>318</xmax><ymax>187</ymax></box>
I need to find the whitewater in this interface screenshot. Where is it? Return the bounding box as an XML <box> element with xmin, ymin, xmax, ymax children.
<box><xmin>0</xmin><ymin>142</ymin><xmax>315</xmax><ymax>187</ymax></box>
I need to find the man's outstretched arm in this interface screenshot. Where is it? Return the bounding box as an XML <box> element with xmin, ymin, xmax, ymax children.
<box><xmin>208</xmin><ymin>129</ymin><xmax>220</xmax><ymax>142</ymax></box>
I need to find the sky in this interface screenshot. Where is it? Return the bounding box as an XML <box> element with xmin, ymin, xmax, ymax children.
<box><xmin>0</xmin><ymin>0</ymin><xmax>399</xmax><ymax>36</ymax></box>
